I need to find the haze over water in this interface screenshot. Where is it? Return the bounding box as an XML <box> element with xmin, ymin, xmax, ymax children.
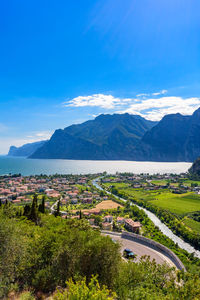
<box><xmin>0</xmin><ymin>156</ymin><xmax>191</xmax><ymax>176</ymax></box>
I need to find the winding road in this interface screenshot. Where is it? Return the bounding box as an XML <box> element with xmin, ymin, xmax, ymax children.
<box><xmin>103</xmin><ymin>231</ymin><xmax>177</xmax><ymax>268</ymax></box>
<box><xmin>50</xmin><ymin>177</ymin><xmax>191</xmax><ymax>269</ymax></box>
<box><xmin>92</xmin><ymin>177</ymin><xmax>200</xmax><ymax>259</ymax></box>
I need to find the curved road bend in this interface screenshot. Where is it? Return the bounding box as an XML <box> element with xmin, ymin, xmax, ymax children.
<box><xmin>49</xmin><ymin>192</ymin><xmax>177</xmax><ymax>268</ymax></box>
<box><xmin>93</xmin><ymin>178</ymin><xmax>200</xmax><ymax>259</ymax></box>
<box><xmin>103</xmin><ymin>232</ymin><xmax>176</xmax><ymax>269</ymax></box>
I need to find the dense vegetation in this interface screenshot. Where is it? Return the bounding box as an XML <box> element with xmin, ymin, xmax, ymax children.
<box><xmin>2</xmin><ymin>201</ymin><xmax>200</xmax><ymax>299</ymax></box>
<box><xmin>106</xmin><ymin>182</ymin><xmax>200</xmax><ymax>251</ymax></box>
<box><xmin>189</xmin><ymin>157</ymin><xmax>200</xmax><ymax>178</ymax></box>
<box><xmin>0</xmin><ymin>204</ymin><xmax>120</xmax><ymax>298</ymax></box>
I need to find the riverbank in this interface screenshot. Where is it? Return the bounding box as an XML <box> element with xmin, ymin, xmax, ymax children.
<box><xmin>92</xmin><ymin>178</ymin><xmax>200</xmax><ymax>259</ymax></box>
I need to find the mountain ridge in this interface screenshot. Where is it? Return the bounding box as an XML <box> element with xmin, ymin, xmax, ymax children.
<box><xmin>8</xmin><ymin>108</ymin><xmax>200</xmax><ymax>162</ymax></box>
<box><xmin>29</xmin><ymin>113</ymin><xmax>156</xmax><ymax>160</ymax></box>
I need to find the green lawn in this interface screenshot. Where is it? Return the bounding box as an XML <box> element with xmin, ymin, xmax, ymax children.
<box><xmin>183</xmin><ymin>217</ymin><xmax>200</xmax><ymax>234</ymax></box>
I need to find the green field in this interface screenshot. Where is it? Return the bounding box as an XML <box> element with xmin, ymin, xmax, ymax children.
<box><xmin>151</xmin><ymin>180</ymin><xmax>169</xmax><ymax>185</ymax></box>
<box><xmin>149</xmin><ymin>192</ymin><xmax>200</xmax><ymax>215</ymax></box>
<box><xmin>151</xmin><ymin>179</ymin><xmax>200</xmax><ymax>187</ymax></box>
<box><xmin>183</xmin><ymin>217</ymin><xmax>200</xmax><ymax>234</ymax></box>
<box><xmin>107</xmin><ymin>182</ymin><xmax>200</xmax><ymax>216</ymax></box>
<box><xmin>182</xmin><ymin>180</ymin><xmax>200</xmax><ymax>187</ymax></box>
<box><xmin>103</xmin><ymin>182</ymin><xmax>130</xmax><ymax>189</ymax></box>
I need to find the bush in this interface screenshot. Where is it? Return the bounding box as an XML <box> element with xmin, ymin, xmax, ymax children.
<box><xmin>53</xmin><ymin>276</ymin><xmax>116</xmax><ymax>300</ymax></box>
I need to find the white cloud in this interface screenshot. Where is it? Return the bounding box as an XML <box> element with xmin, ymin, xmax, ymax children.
<box><xmin>64</xmin><ymin>94</ymin><xmax>132</xmax><ymax>109</ymax></box>
<box><xmin>120</xmin><ymin>96</ymin><xmax>200</xmax><ymax>121</ymax></box>
<box><xmin>63</xmin><ymin>92</ymin><xmax>200</xmax><ymax>122</ymax></box>
<box><xmin>34</xmin><ymin>131</ymin><xmax>52</xmax><ymax>139</ymax></box>
<box><xmin>152</xmin><ymin>89</ymin><xmax>168</xmax><ymax>96</ymax></box>
<box><xmin>136</xmin><ymin>93</ymin><xmax>150</xmax><ymax>97</ymax></box>
<box><xmin>136</xmin><ymin>90</ymin><xmax>167</xmax><ymax>98</ymax></box>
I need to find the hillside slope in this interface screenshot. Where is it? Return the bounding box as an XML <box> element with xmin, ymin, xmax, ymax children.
<box><xmin>29</xmin><ymin>114</ymin><xmax>156</xmax><ymax>160</ymax></box>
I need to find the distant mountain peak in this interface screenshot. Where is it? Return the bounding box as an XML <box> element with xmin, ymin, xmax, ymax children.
<box><xmin>29</xmin><ymin>113</ymin><xmax>156</xmax><ymax>160</ymax></box>
<box><xmin>17</xmin><ymin>106</ymin><xmax>200</xmax><ymax>162</ymax></box>
<box><xmin>8</xmin><ymin>140</ymin><xmax>47</xmax><ymax>157</ymax></box>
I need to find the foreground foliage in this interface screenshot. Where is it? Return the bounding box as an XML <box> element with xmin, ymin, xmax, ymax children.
<box><xmin>53</xmin><ymin>276</ymin><xmax>116</xmax><ymax>300</ymax></box>
<box><xmin>2</xmin><ymin>205</ymin><xmax>200</xmax><ymax>299</ymax></box>
<box><xmin>0</xmin><ymin>206</ymin><xmax>120</xmax><ymax>297</ymax></box>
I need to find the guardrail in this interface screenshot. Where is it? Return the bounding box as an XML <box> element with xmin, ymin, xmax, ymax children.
<box><xmin>101</xmin><ymin>230</ymin><xmax>122</xmax><ymax>237</ymax></box>
<box><xmin>121</xmin><ymin>231</ymin><xmax>186</xmax><ymax>271</ymax></box>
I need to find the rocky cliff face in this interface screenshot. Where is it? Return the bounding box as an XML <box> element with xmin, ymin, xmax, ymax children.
<box><xmin>138</xmin><ymin>108</ymin><xmax>200</xmax><ymax>162</ymax></box>
<box><xmin>189</xmin><ymin>157</ymin><xmax>200</xmax><ymax>177</ymax></box>
<box><xmin>8</xmin><ymin>141</ymin><xmax>47</xmax><ymax>157</ymax></box>
<box><xmin>29</xmin><ymin>113</ymin><xmax>156</xmax><ymax>160</ymax></box>
<box><xmin>18</xmin><ymin>108</ymin><xmax>200</xmax><ymax>162</ymax></box>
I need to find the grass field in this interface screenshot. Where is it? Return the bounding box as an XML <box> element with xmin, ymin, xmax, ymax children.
<box><xmin>151</xmin><ymin>179</ymin><xmax>200</xmax><ymax>187</ymax></box>
<box><xmin>149</xmin><ymin>192</ymin><xmax>200</xmax><ymax>215</ymax></box>
<box><xmin>151</xmin><ymin>180</ymin><xmax>169</xmax><ymax>185</ymax></box>
<box><xmin>182</xmin><ymin>180</ymin><xmax>200</xmax><ymax>187</ymax></box>
<box><xmin>183</xmin><ymin>217</ymin><xmax>200</xmax><ymax>234</ymax></box>
<box><xmin>120</xmin><ymin>187</ymin><xmax>167</xmax><ymax>202</ymax></box>
<box><xmin>108</xmin><ymin>182</ymin><xmax>200</xmax><ymax>216</ymax></box>
<box><xmin>103</xmin><ymin>182</ymin><xmax>130</xmax><ymax>189</ymax></box>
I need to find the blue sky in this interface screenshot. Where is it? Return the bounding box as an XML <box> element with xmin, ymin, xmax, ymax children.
<box><xmin>0</xmin><ymin>0</ymin><xmax>200</xmax><ymax>153</ymax></box>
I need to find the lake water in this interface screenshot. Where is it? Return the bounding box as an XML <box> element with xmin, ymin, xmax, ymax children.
<box><xmin>0</xmin><ymin>156</ymin><xmax>192</xmax><ymax>176</ymax></box>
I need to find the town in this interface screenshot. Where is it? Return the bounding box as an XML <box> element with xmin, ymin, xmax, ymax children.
<box><xmin>0</xmin><ymin>173</ymin><xmax>142</xmax><ymax>233</ymax></box>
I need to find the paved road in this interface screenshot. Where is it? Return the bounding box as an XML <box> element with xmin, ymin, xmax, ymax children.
<box><xmin>104</xmin><ymin>232</ymin><xmax>176</xmax><ymax>268</ymax></box>
<box><xmin>93</xmin><ymin>178</ymin><xmax>200</xmax><ymax>259</ymax></box>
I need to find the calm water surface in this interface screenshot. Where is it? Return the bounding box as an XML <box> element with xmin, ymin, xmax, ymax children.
<box><xmin>0</xmin><ymin>156</ymin><xmax>191</xmax><ymax>176</ymax></box>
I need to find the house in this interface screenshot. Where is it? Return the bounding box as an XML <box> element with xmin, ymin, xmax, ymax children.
<box><xmin>124</xmin><ymin>219</ymin><xmax>141</xmax><ymax>233</ymax></box>
<box><xmin>104</xmin><ymin>215</ymin><xmax>113</xmax><ymax>223</ymax></box>
<box><xmin>83</xmin><ymin>212</ymin><xmax>90</xmax><ymax>217</ymax></box>
<box><xmin>102</xmin><ymin>222</ymin><xmax>113</xmax><ymax>230</ymax></box>
<box><xmin>71</xmin><ymin>198</ymin><xmax>78</xmax><ymax>204</ymax></box>
<box><xmin>82</xmin><ymin>197</ymin><xmax>93</xmax><ymax>204</ymax></box>
<box><xmin>89</xmin><ymin>219</ymin><xmax>95</xmax><ymax>225</ymax></box>
<box><xmin>71</xmin><ymin>215</ymin><xmax>80</xmax><ymax>219</ymax></box>
<box><xmin>88</xmin><ymin>209</ymin><xmax>101</xmax><ymax>215</ymax></box>
<box><xmin>12</xmin><ymin>199</ymin><xmax>21</xmax><ymax>204</ymax></box>
<box><xmin>116</xmin><ymin>216</ymin><xmax>125</xmax><ymax>224</ymax></box>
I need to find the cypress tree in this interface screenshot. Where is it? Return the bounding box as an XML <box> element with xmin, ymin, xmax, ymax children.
<box><xmin>55</xmin><ymin>199</ymin><xmax>60</xmax><ymax>217</ymax></box>
<box><xmin>30</xmin><ymin>194</ymin><xmax>38</xmax><ymax>224</ymax></box>
<box><xmin>39</xmin><ymin>195</ymin><xmax>45</xmax><ymax>213</ymax></box>
<box><xmin>23</xmin><ymin>204</ymin><xmax>31</xmax><ymax>217</ymax></box>
<box><xmin>33</xmin><ymin>194</ymin><xmax>38</xmax><ymax>207</ymax></box>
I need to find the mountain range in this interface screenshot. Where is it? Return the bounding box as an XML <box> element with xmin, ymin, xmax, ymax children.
<box><xmin>8</xmin><ymin>108</ymin><xmax>200</xmax><ymax>162</ymax></box>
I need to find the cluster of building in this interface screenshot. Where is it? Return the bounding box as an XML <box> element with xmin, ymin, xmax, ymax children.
<box><xmin>103</xmin><ymin>173</ymin><xmax>200</xmax><ymax>194</ymax></box>
<box><xmin>100</xmin><ymin>215</ymin><xmax>141</xmax><ymax>232</ymax></box>
<box><xmin>0</xmin><ymin>174</ymin><xmax>142</xmax><ymax>235</ymax></box>
<box><xmin>0</xmin><ymin>175</ymin><xmax>91</xmax><ymax>205</ymax></box>
<box><xmin>68</xmin><ymin>212</ymin><xmax>141</xmax><ymax>233</ymax></box>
